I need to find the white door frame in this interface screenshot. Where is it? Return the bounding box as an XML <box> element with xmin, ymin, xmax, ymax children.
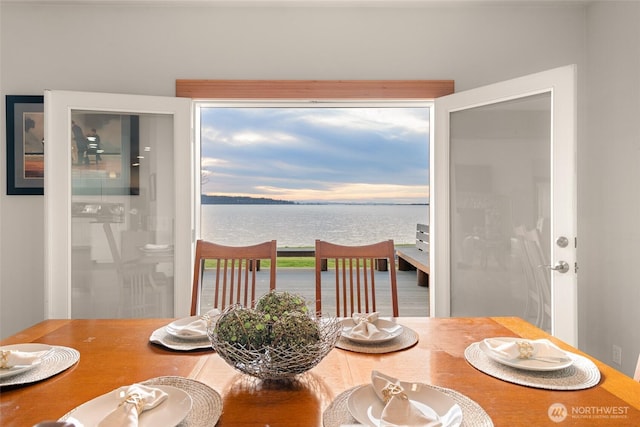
<box><xmin>44</xmin><ymin>90</ymin><xmax>193</xmax><ymax>318</ymax></box>
<box><xmin>431</xmin><ymin>65</ymin><xmax>577</xmax><ymax>345</ymax></box>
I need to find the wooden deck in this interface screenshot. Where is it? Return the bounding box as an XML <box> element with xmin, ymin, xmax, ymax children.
<box><xmin>198</xmin><ymin>266</ymin><xmax>429</xmax><ymax>317</ymax></box>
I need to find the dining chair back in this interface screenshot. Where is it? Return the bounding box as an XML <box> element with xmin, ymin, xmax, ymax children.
<box><xmin>190</xmin><ymin>239</ymin><xmax>277</xmax><ymax>315</ymax></box>
<box><xmin>315</xmin><ymin>239</ymin><xmax>399</xmax><ymax>317</ymax></box>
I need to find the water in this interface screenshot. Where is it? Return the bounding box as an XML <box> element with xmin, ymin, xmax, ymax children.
<box><xmin>201</xmin><ymin>204</ymin><xmax>429</xmax><ymax>247</ymax></box>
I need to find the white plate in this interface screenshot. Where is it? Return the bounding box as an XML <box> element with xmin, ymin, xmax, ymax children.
<box><xmin>140</xmin><ymin>244</ymin><xmax>173</xmax><ymax>254</ymax></box>
<box><xmin>149</xmin><ymin>327</ymin><xmax>213</xmax><ymax>351</ymax></box>
<box><xmin>478</xmin><ymin>337</ymin><xmax>574</xmax><ymax>372</ymax></box>
<box><xmin>165</xmin><ymin>316</ymin><xmax>208</xmax><ymax>341</ymax></box>
<box><xmin>0</xmin><ymin>343</ymin><xmax>52</xmax><ymax>379</ymax></box>
<box><xmin>341</xmin><ymin>318</ymin><xmax>403</xmax><ymax>344</ymax></box>
<box><xmin>65</xmin><ymin>385</ymin><xmax>192</xmax><ymax>426</ymax></box>
<box><xmin>347</xmin><ymin>381</ymin><xmax>463</xmax><ymax>427</ymax></box>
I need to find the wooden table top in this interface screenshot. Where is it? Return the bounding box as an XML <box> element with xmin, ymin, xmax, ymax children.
<box><xmin>1</xmin><ymin>317</ymin><xmax>639</xmax><ymax>426</ymax></box>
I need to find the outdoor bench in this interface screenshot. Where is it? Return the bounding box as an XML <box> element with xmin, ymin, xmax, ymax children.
<box><xmin>396</xmin><ymin>223</ymin><xmax>430</xmax><ymax>287</ymax></box>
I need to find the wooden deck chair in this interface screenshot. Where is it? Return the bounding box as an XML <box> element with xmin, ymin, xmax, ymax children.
<box><xmin>190</xmin><ymin>239</ymin><xmax>277</xmax><ymax>315</ymax></box>
<box><xmin>315</xmin><ymin>239</ymin><xmax>399</xmax><ymax>317</ymax></box>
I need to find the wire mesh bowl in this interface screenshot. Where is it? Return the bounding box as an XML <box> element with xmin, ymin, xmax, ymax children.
<box><xmin>208</xmin><ymin>298</ymin><xmax>342</xmax><ymax>381</ymax></box>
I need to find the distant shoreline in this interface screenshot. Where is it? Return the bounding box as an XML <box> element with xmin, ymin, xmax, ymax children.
<box><xmin>201</xmin><ymin>195</ymin><xmax>294</xmax><ymax>205</ymax></box>
<box><xmin>201</xmin><ymin>195</ymin><xmax>428</xmax><ymax>206</ymax></box>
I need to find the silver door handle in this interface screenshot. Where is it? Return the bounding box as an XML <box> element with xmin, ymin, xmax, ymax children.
<box><xmin>542</xmin><ymin>261</ymin><xmax>570</xmax><ymax>274</ymax></box>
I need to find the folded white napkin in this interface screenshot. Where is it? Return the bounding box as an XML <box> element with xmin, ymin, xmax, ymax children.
<box><xmin>169</xmin><ymin>309</ymin><xmax>221</xmax><ymax>338</ymax></box>
<box><xmin>483</xmin><ymin>338</ymin><xmax>570</xmax><ymax>361</ymax></box>
<box><xmin>350</xmin><ymin>312</ymin><xmax>388</xmax><ymax>340</ymax></box>
<box><xmin>371</xmin><ymin>371</ymin><xmax>442</xmax><ymax>427</ymax></box>
<box><xmin>98</xmin><ymin>384</ymin><xmax>168</xmax><ymax>427</ymax></box>
<box><xmin>0</xmin><ymin>349</ymin><xmax>48</xmax><ymax>369</ymax></box>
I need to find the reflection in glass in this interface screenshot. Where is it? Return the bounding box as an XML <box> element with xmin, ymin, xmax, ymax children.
<box><xmin>70</xmin><ymin>114</ymin><xmax>138</xmax><ymax>195</ymax></box>
<box><xmin>70</xmin><ymin>111</ymin><xmax>175</xmax><ymax>318</ymax></box>
<box><xmin>449</xmin><ymin>93</ymin><xmax>551</xmax><ymax>331</ymax></box>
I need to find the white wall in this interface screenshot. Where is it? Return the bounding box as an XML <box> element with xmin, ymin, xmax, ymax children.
<box><xmin>1</xmin><ymin>1</ymin><xmax>638</xmax><ymax>376</ymax></box>
<box><xmin>582</xmin><ymin>1</ymin><xmax>640</xmax><ymax>379</ymax></box>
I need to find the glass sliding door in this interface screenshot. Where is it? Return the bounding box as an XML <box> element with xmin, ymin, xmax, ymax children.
<box><xmin>45</xmin><ymin>91</ymin><xmax>192</xmax><ymax>319</ymax></box>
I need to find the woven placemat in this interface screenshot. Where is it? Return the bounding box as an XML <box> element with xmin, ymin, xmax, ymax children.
<box><xmin>464</xmin><ymin>342</ymin><xmax>601</xmax><ymax>390</ymax></box>
<box><xmin>0</xmin><ymin>345</ymin><xmax>79</xmax><ymax>387</ymax></box>
<box><xmin>60</xmin><ymin>376</ymin><xmax>222</xmax><ymax>426</ymax></box>
<box><xmin>142</xmin><ymin>376</ymin><xmax>222</xmax><ymax>427</ymax></box>
<box><xmin>149</xmin><ymin>327</ymin><xmax>213</xmax><ymax>351</ymax></box>
<box><xmin>335</xmin><ymin>326</ymin><xmax>418</xmax><ymax>353</ymax></box>
<box><xmin>323</xmin><ymin>384</ymin><xmax>493</xmax><ymax>427</ymax></box>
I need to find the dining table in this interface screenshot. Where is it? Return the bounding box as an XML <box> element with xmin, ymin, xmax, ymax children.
<box><xmin>1</xmin><ymin>316</ymin><xmax>639</xmax><ymax>426</ymax></box>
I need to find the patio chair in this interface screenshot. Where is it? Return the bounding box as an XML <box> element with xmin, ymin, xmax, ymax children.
<box><xmin>190</xmin><ymin>239</ymin><xmax>277</xmax><ymax>315</ymax></box>
<box><xmin>314</xmin><ymin>239</ymin><xmax>399</xmax><ymax>317</ymax></box>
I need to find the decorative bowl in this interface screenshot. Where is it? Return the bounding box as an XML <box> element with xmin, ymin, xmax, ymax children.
<box><xmin>207</xmin><ymin>293</ymin><xmax>341</xmax><ymax>380</ymax></box>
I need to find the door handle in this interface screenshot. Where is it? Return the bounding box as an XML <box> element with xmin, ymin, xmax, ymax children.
<box><xmin>542</xmin><ymin>261</ymin><xmax>570</xmax><ymax>274</ymax></box>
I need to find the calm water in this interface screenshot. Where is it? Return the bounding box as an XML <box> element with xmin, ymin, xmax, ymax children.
<box><xmin>201</xmin><ymin>204</ymin><xmax>429</xmax><ymax>247</ymax></box>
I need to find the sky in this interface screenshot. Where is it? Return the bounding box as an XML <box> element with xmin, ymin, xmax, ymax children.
<box><xmin>199</xmin><ymin>106</ymin><xmax>430</xmax><ymax>204</ymax></box>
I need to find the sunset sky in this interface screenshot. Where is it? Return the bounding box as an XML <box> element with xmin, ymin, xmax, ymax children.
<box><xmin>199</xmin><ymin>106</ymin><xmax>430</xmax><ymax>204</ymax></box>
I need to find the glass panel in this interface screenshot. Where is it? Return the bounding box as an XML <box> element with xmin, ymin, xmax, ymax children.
<box><xmin>449</xmin><ymin>93</ymin><xmax>551</xmax><ymax>330</ymax></box>
<box><xmin>70</xmin><ymin>111</ymin><xmax>175</xmax><ymax>318</ymax></box>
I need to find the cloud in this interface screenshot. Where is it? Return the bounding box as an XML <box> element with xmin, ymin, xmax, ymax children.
<box><xmin>200</xmin><ymin>106</ymin><xmax>430</xmax><ymax>203</ymax></box>
<box><xmin>298</xmin><ymin>108</ymin><xmax>428</xmax><ymax>135</ymax></box>
<box><xmin>255</xmin><ymin>183</ymin><xmax>430</xmax><ymax>203</ymax></box>
<box><xmin>226</xmin><ymin>130</ymin><xmax>299</xmax><ymax>146</ymax></box>
<box><xmin>201</xmin><ymin>157</ymin><xmax>227</xmax><ymax>167</ymax></box>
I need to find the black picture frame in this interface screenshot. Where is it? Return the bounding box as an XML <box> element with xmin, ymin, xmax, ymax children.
<box><xmin>5</xmin><ymin>95</ymin><xmax>44</xmax><ymax>195</ymax></box>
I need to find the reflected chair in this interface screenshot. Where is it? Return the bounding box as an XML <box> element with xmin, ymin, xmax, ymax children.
<box><xmin>103</xmin><ymin>223</ymin><xmax>166</xmax><ymax>317</ymax></box>
<box><xmin>315</xmin><ymin>239</ymin><xmax>399</xmax><ymax>317</ymax></box>
<box><xmin>513</xmin><ymin>226</ymin><xmax>551</xmax><ymax>331</ymax></box>
<box><xmin>511</xmin><ymin>234</ymin><xmax>542</xmax><ymax>327</ymax></box>
<box><xmin>190</xmin><ymin>239</ymin><xmax>277</xmax><ymax>315</ymax></box>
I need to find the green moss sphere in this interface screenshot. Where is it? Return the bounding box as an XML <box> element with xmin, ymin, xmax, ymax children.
<box><xmin>215</xmin><ymin>307</ymin><xmax>271</xmax><ymax>349</ymax></box>
<box><xmin>270</xmin><ymin>311</ymin><xmax>321</xmax><ymax>350</ymax></box>
<box><xmin>215</xmin><ymin>292</ymin><xmax>323</xmax><ymax>353</ymax></box>
<box><xmin>255</xmin><ymin>291</ymin><xmax>309</xmax><ymax>319</ymax></box>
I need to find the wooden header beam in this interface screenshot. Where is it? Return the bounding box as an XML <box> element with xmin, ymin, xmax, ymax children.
<box><xmin>176</xmin><ymin>79</ymin><xmax>454</xmax><ymax>99</ymax></box>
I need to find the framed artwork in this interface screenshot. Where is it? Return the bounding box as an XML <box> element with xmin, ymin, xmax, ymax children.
<box><xmin>5</xmin><ymin>95</ymin><xmax>44</xmax><ymax>195</ymax></box>
<box><xmin>70</xmin><ymin>112</ymin><xmax>140</xmax><ymax>196</ymax></box>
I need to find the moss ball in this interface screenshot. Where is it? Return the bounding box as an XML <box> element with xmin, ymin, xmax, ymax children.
<box><xmin>270</xmin><ymin>311</ymin><xmax>320</xmax><ymax>350</ymax></box>
<box><xmin>255</xmin><ymin>291</ymin><xmax>309</xmax><ymax>319</ymax></box>
<box><xmin>215</xmin><ymin>307</ymin><xmax>271</xmax><ymax>349</ymax></box>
